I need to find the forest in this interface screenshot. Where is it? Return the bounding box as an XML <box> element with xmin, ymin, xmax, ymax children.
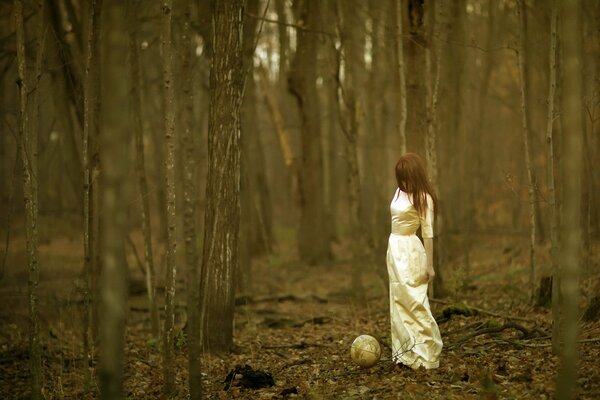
<box><xmin>0</xmin><ymin>0</ymin><xmax>599</xmax><ymax>398</ymax></box>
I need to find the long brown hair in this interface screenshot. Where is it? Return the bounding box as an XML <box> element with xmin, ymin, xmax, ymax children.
<box><xmin>394</xmin><ymin>153</ymin><xmax>437</xmax><ymax>216</ymax></box>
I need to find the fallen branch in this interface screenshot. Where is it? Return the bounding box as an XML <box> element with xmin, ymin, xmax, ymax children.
<box><xmin>495</xmin><ymin>337</ymin><xmax>600</xmax><ymax>348</ymax></box>
<box><xmin>236</xmin><ymin>294</ymin><xmax>328</xmax><ymax>305</ymax></box>
<box><xmin>434</xmin><ymin>302</ymin><xmax>535</xmax><ymax>323</ymax></box>
<box><xmin>263</xmin><ymin>341</ymin><xmax>323</xmax><ymax>350</ymax></box>
<box><xmin>447</xmin><ymin>321</ymin><xmax>539</xmax><ymax>350</ymax></box>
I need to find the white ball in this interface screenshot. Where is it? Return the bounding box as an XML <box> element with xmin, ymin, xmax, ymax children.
<box><xmin>350</xmin><ymin>335</ymin><xmax>381</xmax><ymax>368</ymax></box>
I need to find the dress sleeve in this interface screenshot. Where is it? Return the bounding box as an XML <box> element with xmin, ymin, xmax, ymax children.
<box><xmin>420</xmin><ymin>194</ymin><xmax>434</xmax><ymax>239</ymax></box>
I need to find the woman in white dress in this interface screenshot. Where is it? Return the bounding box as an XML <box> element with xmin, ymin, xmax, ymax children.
<box><xmin>387</xmin><ymin>153</ymin><xmax>442</xmax><ymax>369</ymax></box>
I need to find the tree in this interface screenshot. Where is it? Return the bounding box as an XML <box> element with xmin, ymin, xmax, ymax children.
<box><xmin>424</xmin><ymin>0</ymin><xmax>446</xmax><ymax>298</ymax></box>
<box><xmin>240</xmin><ymin>0</ymin><xmax>273</xmax><ymax>292</ymax></box>
<box><xmin>98</xmin><ymin>1</ymin><xmax>130</xmax><ymax>398</ymax></box>
<box><xmin>128</xmin><ymin>0</ymin><xmax>159</xmax><ymax>340</ymax></box>
<box><xmin>173</xmin><ymin>0</ymin><xmax>201</xmax><ymax>396</ymax></box>
<box><xmin>334</xmin><ymin>0</ymin><xmax>369</xmax><ymax>293</ymax></box>
<box><xmin>394</xmin><ymin>0</ymin><xmax>407</xmax><ymax>154</ymax></box>
<box><xmin>545</xmin><ymin>0</ymin><xmax>560</xmax><ymax>351</ymax></box>
<box><xmin>160</xmin><ymin>0</ymin><xmax>178</xmax><ymax>395</ymax></box>
<box><xmin>14</xmin><ymin>0</ymin><xmax>42</xmax><ymax>397</ymax></box>
<box><xmin>82</xmin><ymin>0</ymin><xmax>102</xmax><ymax>391</ymax></box>
<box><xmin>517</xmin><ymin>0</ymin><xmax>539</xmax><ymax>302</ymax></box>
<box><xmin>289</xmin><ymin>0</ymin><xmax>331</xmax><ymax>264</ymax></box>
<box><xmin>199</xmin><ymin>0</ymin><xmax>245</xmax><ymax>353</ymax></box>
<box><xmin>556</xmin><ymin>0</ymin><xmax>584</xmax><ymax>397</ymax></box>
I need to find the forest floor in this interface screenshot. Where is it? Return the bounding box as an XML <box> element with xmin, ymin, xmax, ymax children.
<box><xmin>1</xmin><ymin>216</ymin><xmax>600</xmax><ymax>399</ymax></box>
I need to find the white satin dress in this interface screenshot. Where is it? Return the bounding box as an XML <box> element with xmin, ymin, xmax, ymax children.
<box><xmin>387</xmin><ymin>189</ymin><xmax>442</xmax><ymax>369</ymax></box>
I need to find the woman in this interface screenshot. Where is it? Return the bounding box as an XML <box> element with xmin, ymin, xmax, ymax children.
<box><xmin>387</xmin><ymin>153</ymin><xmax>442</xmax><ymax>369</ymax></box>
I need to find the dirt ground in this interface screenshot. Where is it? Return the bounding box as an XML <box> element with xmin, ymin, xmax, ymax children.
<box><xmin>1</xmin><ymin>218</ymin><xmax>599</xmax><ymax>399</ymax></box>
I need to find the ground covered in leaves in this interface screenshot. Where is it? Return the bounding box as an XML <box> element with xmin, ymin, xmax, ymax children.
<box><xmin>1</xmin><ymin>219</ymin><xmax>599</xmax><ymax>399</ymax></box>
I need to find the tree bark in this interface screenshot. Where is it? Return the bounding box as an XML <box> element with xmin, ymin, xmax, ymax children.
<box><xmin>517</xmin><ymin>0</ymin><xmax>539</xmax><ymax>302</ymax></box>
<box><xmin>394</xmin><ymin>0</ymin><xmax>407</xmax><ymax>154</ymax></box>
<box><xmin>15</xmin><ymin>1</ymin><xmax>42</xmax><ymax>397</ymax></box>
<box><xmin>160</xmin><ymin>0</ymin><xmax>178</xmax><ymax>395</ymax></box>
<box><xmin>241</xmin><ymin>0</ymin><xmax>273</xmax><ymax>284</ymax></box>
<box><xmin>82</xmin><ymin>0</ymin><xmax>101</xmax><ymax>391</ymax></box>
<box><xmin>289</xmin><ymin>0</ymin><xmax>331</xmax><ymax>264</ymax></box>
<box><xmin>127</xmin><ymin>0</ymin><xmax>159</xmax><ymax>341</ymax></box>
<box><xmin>556</xmin><ymin>0</ymin><xmax>583</xmax><ymax>397</ymax></box>
<box><xmin>174</xmin><ymin>0</ymin><xmax>201</xmax><ymax>396</ymax></box>
<box><xmin>424</xmin><ymin>0</ymin><xmax>446</xmax><ymax>298</ymax></box>
<box><xmin>335</xmin><ymin>0</ymin><xmax>369</xmax><ymax>294</ymax></box>
<box><xmin>98</xmin><ymin>1</ymin><xmax>130</xmax><ymax>398</ymax></box>
<box><xmin>545</xmin><ymin>0</ymin><xmax>561</xmax><ymax>352</ymax></box>
<box><xmin>199</xmin><ymin>0</ymin><xmax>245</xmax><ymax>353</ymax></box>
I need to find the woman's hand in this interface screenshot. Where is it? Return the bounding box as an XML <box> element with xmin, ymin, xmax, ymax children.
<box><xmin>426</xmin><ymin>266</ymin><xmax>435</xmax><ymax>282</ymax></box>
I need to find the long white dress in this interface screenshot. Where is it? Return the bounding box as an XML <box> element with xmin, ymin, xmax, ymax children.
<box><xmin>387</xmin><ymin>189</ymin><xmax>442</xmax><ymax>369</ymax></box>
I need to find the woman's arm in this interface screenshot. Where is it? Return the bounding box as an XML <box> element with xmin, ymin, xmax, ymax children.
<box><xmin>424</xmin><ymin>237</ymin><xmax>435</xmax><ymax>282</ymax></box>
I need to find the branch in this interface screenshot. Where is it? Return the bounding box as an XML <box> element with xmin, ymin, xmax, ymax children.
<box><xmin>245</xmin><ymin>11</ymin><xmax>336</xmax><ymax>38</ymax></box>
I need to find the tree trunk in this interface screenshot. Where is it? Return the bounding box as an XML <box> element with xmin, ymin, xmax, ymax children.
<box><xmin>128</xmin><ymin>0</ymin><xmax>159</xmax><ymax>341</ymax></box>
<box><xmin>98</xmin><ymin>1</ymin><xmax>130</xmax><ymax>398</ymax></box>
<box><xmin>394</xmin><ymin>0</ymin><xmax>407</xmax><ymax>154</ymax></box>
<box><xmin>15</xmin><ymin>1</ymin><xmax>42</xmax><ymax>397</ymax></box>
<box><xmin>556</xmin><ymin>0</ymin><xmax>583</xmax><ymax>397</ymax></box>
<box><xmin>424</xmin><ymin>0</ymin><xmax>446</xmax><ymax>298</ymax></box>
<box><xmin>174</xmin><ymin>0</ymin><xmax>201</xmax><ymax>396</ymax></box>
<box><xmin>199</xmin><ymin>0</ymin><xmax>245</xmax><ymax>353</ymax></box>
<box><xmin>275</xmin><ymin>0</ymin><xmax>288</xmax><ymax>85</ymax></box>
<box><xmin>240</xmin><ymin>0</ymin><xmax>273</xmax><ymax>289</ymax></box>
<box><xmin>335</xmin><ymin>0</ymin><xmax>369</xmax><ymax>294</ymax></box>
<box><xmin>288</xmin><ymin>0</ymin><xmax>331</xmax><ymax>264</ymax></box>
<box><xmin>545</xmin><ymin>0</ymin><xmax>561</xmax><ymax>351</ymax></box>
<box><xmin>160</xmin><ymin>0</ymin><xmax>178</xmax><ymax>395</ymax></box>
<box><xmin>517</xmin><ymin>0</ymin><xmax>539</xmax><ymax>302</ymax></box>
<box><xmin>82</xmin><ymin>0</ymin><xmax>101</xmax><ymax>391</ymax></box>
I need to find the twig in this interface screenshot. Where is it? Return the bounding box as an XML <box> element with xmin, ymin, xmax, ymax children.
<box><xmin>245</xmin><ymin>12</ymin><xmax>336</xmax><ymax>38</ymax></box>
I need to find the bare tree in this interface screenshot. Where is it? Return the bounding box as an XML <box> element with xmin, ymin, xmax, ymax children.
<box><xmin>82</xmin><ymin>0</ymin><xmax>102</xmax><ymax>391</ymax></box>
<box><xmin>14</xmin><ymin>0</ymin><xmax>42</xmax><ymax>397</ymax></box>
<box><xmin>516</xmin><ymin>0</ymin><xmax>539</xmax><ymax>301</ymax></box>
<box><xmin>199</xmin><ymin>0</ymin><xmax>245</xmax><ymax>353</ymax></box>
<box><xmin>334</xmin><ymin>0</ymin><xmax>369</xmax><ymax>294</ymax></box>
<box><xmin>424</xmin><ymin>0</ymin><xmax>446</xmax><ymax>298</ymax></box>
<box><xmin>128</xmin><ymin>0</ymin><xmax>159</xmax><ymax>340</ymax></box>
<box><xmin>394</xmin><ymin>0</ymin><xmax>407</xmax><ymax>154</ymax></box>
<box><xmin>289</xmin><ymin>0</ymin><xmax>331</xmax><ymax>264</ymax></box>
<box><xmin>556</xmin><ymin>0</ymin><xmax>584</xmax><ymax>397</ymax></box>
<box><xmin>545</xmin><ymin>0</ymin><xmax>561</xmax><ymax>352</ymax></box>
<box><xmin>160</xmin><ymin>0</ymin><xmax>178</xmax><ymax>395</ymax></box>
<box><xmin>174</xmin><ymin>0</ymin><xmax>201</xmax><ymax>396</ymax></box>
<box><xmin>98</xmin><ymin>1</ymin><xmax>130</xmax><ymax>398</ymax></box>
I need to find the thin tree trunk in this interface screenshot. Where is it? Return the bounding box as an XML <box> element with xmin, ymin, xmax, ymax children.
<box><xmin>335</xmin><ymin>0</ymin><xmax>368</xmax><ymax>295</ymax></box>
<box><xmin>424</xmin><ymin>0</ymin><xmax>446</xmax><ymax>298</ymax></box>
<box><xmin>517</xmin><ymin>0</ymin><xmax>538</xmax><ymax>302</ymax></box>
<box><xmin>275</xmin><ymin>0</ymin><xmax>288</xmax><ymax>86</ymax></box>
<box><xmin>199</xmin><ymin>0</ymin><xmax>245</xmax><ymax>354</ymax></box>
<box><xmin>128</xmin><ymin>0</ymin><xmax>159</xmax><ymax>340</ymax></box>
<box><xmin>160</xmin><ymin>0</ymin><xmax>178</xmax><ymax>395</ymax></box>
<box><xmin>98</xmin><ymin>1</ymin><xmax>130</xmax><ymax>398</ymax></box>
<box><xmin>176</xmin><ymin>0</ymin><xmax>201</xmax><ymax>396</ymax></box>
<box><xmin>546</xmin><ymin>0</ymin><xmax>561</xmax><ymax>353</ymax></box>
<box><xmin>556</xmin><ymin>0</ymin><xmax>583</xmax><ymax>396</ymax></box>
<box><xmin>15</xmin><ymin>1</ymin><xmax>42</xmax><ymax>397</ymax></box>
<box><xmin>394</xmin><ymin>0</ymin><xmax>407</xmax><ymax>154</ymax></box>
<box><xmin>288</xmin><ymin>0</ymin><xmax>331</xmax><ymax>264</ymax></box>
<box><xmin>82</xmin><ymin>0</ymin><xmax>101</xmax><ymax>391</ymax></box>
